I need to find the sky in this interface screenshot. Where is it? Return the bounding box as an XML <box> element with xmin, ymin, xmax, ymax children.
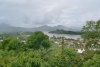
<box><xmin>0</xmin><ymin>0</ymin><xmax>100</xmax><ymax>28</ymax></box>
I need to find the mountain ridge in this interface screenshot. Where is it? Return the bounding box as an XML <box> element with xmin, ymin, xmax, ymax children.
<box><xmin>0</xmin><ymin>23</ymin><xmax>81</xmax><ymax>33</ymax></box>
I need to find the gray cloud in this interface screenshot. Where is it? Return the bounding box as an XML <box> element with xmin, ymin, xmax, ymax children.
<box><xmin>0</xmin><ymin>0</ymin><xmax>100</xmax><ymax>28</ymax></box>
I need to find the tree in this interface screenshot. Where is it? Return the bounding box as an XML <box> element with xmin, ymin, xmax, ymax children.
<box><xmin>27</xmin><ymin>31</ymin><xmax>51</xmax><ymax>50</ymax></box>
<box><xmin>82</xmin><ymin>20</ymin><xmax>100</xmax><ymax>49</ymax></box>
<box><xmin>1</xmin><ymin>38</ymin><xmax>23</xmax><ymax>51</ymax></box>
<box><xmin>82</xmin><ymin>20</ymin><xmax>100</xmax><ymax>32</ymax></box>
<box><xmin>8</xmin><ymin>38</ymin><xmax>23</xmax><ymax>51</ymax></box>
<box><xmin>1</xmin><ymin>38</ymin><xmax>12</xmax><ymax>50</ymax></box>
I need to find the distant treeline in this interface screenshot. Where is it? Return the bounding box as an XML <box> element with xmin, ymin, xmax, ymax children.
<box><xmin>49</xmin><ymin>29</ymin><xmax>86</xmax><ymax>35</ymax></box>
<box><xmin>0</xmin><ymin>32</ymin><xmax>32</xmax><ymax>39</ymax></box>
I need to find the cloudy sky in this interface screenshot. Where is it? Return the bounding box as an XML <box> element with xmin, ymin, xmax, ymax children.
<box><xmin>0</xmin><ymin>0</ymin><xmax>100</xmax><ymax>28</ymax></box>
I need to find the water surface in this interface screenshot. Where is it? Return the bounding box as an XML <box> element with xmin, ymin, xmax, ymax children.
<box><xmin>44</xmin><ymin>32</ymin><xmax>81</xmax><ymax>39</ymax></box>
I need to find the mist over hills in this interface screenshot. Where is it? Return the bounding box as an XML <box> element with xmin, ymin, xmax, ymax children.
<box><xmin>0</xmin><ymin>23</ymin><xmax>29</xmax><ymax>32</ymax></box>
<box><xmin>0</xmin><ymin>23</ymin><xmax>81</xmax><ymax>33</ymax></box>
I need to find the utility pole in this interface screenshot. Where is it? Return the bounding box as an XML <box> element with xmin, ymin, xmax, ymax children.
<box><xmin>61</xmin><ymin>37</ymin><xmax>64</xmax><ymax>56</ymax></box>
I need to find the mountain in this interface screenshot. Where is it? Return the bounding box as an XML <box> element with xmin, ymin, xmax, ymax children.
<box><xmin>31</xmin><ymin>25</ymin><xmax>68</xmax><ymax>31</ymax></box>
<box><xmin>0</xmin><ymin>23</ymin><xmax>13</xmax><ymax>32</ymax></box>
<box><xmin>32</xmin><ymin>25</ymin><xmax>53</xmax><ymax>31</ymax></box>
<box><xmin>53</xmin><ymin>25</ymin><xmax>69</xmax><ymax>30</ymax></box>
<box><xmin>32</xmin><ymin>25</ymin><xmax>81</xmax><ymax>31</ymax></box>
<box><xmin>0</xmin><ymin>23</ymin><xmax>29</xmax><ymax>32</ymax></box>
<box><xmin>0</xmin><ymin>23</ymin><xmax>81</xmax><ymax>33</ymax></box>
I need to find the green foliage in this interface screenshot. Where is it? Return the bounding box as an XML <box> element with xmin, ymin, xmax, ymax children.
<box><xmin>0</xmin><ymin>43</ymin><xmax>2</xmax><ymax>49</ymax></box>
<box><xmin>0</xmin><ymin>50</ymin><xmax>17</xmax><ymax>67</ymax></box>
<box><xmin>0</xmin><ymin>44</ymin><xmax>83</xmax><ymax>67</ymax></box>
<box><xmin>1</xmin><ymin>38</ymin><xmax>23</xmax><ymax>51</ymax></box>
<box><xmin>7</xmin><ymin>38</ymin><xmax>23</xmax><ymax>51</ymax></box>
<box><xmin>0</xmin><ymin>31</ymin><xmax>100</xmax><ymax>67</ymax></box>
<box><xmin>82</xmin><ymin>50</ymin><xmax>95</xmax><ymax>62</ymax></box>
<box><xmin>63</xmin><ymin>48</ymin><xmax>82</xmax><ymax>67</ymax></box>
<box><xmin>82</xmin><ymin>20</ymin><xmax>100</xmax><ymax>49</ymax></box>
<box><xmin>82</xmin><ymin>20</ymin><xmax>100</xmax><ymax>32</ymax></box>
<box><xmin>27</xmin><ymin>31</ymin><xmax>51</xmax><ymax>50</ymax></box>
<box><xmin>42</xmin><ymin>46</ymin><xmax>82</xmax><ymax>67</ymax></box>
<box><xmin>83</xmin><ymin>54</ymin><xmax>100</xmax><ymax>67</ymax></box>
<box><xmin>1</xmin><ymin>38</ymin><xmax>12</xmax><ymax>50</ymax></box>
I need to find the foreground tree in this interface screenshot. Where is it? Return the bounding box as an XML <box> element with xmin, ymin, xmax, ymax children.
<box><xmin>82</xmin><ymin>20</ymin><xmax>100</xmax><ymax>49</ymax></box>
<box><xmin>27</xmin><ymin>31</ymin><xmax>51</xmax><ymax>50</ymax></box>
<box><xmin>1</xmin><ymin>38</ymin><xmax>23</xmax><ymax>51</ymax></box>
<box><xmin>1</xmin><ymin>38</ymin><xmax>12</xmax><ymax>50</ymax></box>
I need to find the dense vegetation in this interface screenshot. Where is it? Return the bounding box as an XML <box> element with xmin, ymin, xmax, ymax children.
<box><xmin>0</xmin><ymin>20</ymin><xmax>100</xmax><ymax>67</ymax></box>
<box><xmin>49</xmin><ymin>29</ymin><xmax>86</xmax><ymax>35</ymax></box>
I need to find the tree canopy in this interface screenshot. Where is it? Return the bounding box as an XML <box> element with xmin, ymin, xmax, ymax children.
<box><xmin>27</xmin><ymin>31</ymin><xmax>51</xmax><ymax>50</ymax></box>
<box><xmin>82</xmin><ymin>20</ymin><xmax>100</xmax><ymax>49</ymax></box>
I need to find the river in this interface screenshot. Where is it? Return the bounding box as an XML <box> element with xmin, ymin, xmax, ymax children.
<box><xmin>43</xmin><ymin>32</ymin><xmax>81</xmax><ymax>39</ymax></box>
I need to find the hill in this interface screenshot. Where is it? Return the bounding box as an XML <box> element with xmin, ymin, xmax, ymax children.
<box><xmin>49</xmin><ymin>29</ymin><xmax>85</xmax><ymax>35</ymax></box>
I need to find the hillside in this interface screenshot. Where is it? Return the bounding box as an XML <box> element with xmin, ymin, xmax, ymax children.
<box><xmin>49</xmin><ymin>29</ymin><xmax>85</xmax><ymax>35</ymax></box>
